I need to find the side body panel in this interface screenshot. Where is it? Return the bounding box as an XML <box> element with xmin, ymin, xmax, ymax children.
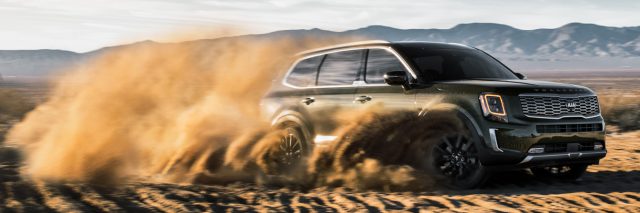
<box><xmin>354</xmin><ymin>85</ymin><xmax>416</xmax><ymax>110</ymax></box>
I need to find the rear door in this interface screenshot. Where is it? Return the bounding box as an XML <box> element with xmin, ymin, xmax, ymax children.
<box><xmin>355</xmin><ymin>48</ymin><xmax>417</xmax><ymax>111</ymax></box>
<box><xmin>264</xmin><ymin>55</ymin><xmax>323</xmax><ymax>123</ymax></box>
<box><xmin>304</xmin><ymin>49</ymin><xmax>365</xmax><ymax>140</ymax></box>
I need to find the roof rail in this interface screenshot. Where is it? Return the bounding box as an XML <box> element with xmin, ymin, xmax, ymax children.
<box><xmin>296</xmin><ymin>40</ymin><xmax>389</xmax><ymax>56</ymax></box>
<box><xmin>448</xmin><ymin>42</ymin><xmax>472</xmax><ymax>48</ymax></box>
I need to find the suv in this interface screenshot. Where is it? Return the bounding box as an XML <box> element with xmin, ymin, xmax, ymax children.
<box><xmin>261</xmin><ymin>41</ymin><xmax>606</xmax><ymax>188</ymax></box>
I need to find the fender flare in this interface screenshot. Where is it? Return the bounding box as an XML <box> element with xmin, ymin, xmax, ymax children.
<box><xmin>271</xmin><ymin>110</ymin><xmax>314</xmax><ymax>146</ymax></box>
<box><xmin>450</xmin><ymin>106</ymin><xmax>484</xmax><ymax>138</ymax></box>
<box><xmin>451</xmin><ymin>106</ymin><xmax>503</xmax><ymax>153</ymax></box>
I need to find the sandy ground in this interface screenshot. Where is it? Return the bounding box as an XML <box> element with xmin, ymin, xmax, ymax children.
<box><xmin>1</xmin><ymin>75</ymin><xmax>639</xmax><ymax>212</ymax></box>
<box><xmin>0</xmin><ymin>132</ymin><xmax>638</xmax><ymax>212</ymax></box>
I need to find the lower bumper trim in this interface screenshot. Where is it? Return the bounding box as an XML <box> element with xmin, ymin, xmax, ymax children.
<box><xmin>518</xmin><ymin>150</ymin><xmax>607</xmax><ymax>164</ymax></box>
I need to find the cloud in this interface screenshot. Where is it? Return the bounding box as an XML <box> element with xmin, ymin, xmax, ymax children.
<box><xmin>0</xmin><ymin>0</ymin><xmax>639</xmax><ymax>51</ymax></box>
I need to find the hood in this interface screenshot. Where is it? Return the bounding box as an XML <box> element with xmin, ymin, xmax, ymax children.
<box><xmin>433</xmin><ymin>79</ymin><xmax>593</xmax><ymax>95</ymax></box>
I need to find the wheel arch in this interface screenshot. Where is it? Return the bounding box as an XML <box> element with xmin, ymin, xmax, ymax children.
<box><xmin>430</xmin><ymin>98</ymin><xmax>493</xmax><ymax>146</ymax></box>
<box><xmin>270</xmin><ymin>109</ymin><xmax>314</xmax><ymax>146</ymax></box>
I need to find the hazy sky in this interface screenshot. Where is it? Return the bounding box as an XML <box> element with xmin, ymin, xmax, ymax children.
<box><xmin>1</xmin><ymin>0</ymin><xmax>639</xmax><ymax>52</ymax></box>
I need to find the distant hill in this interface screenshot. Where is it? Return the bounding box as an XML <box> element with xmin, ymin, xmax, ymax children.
<box><xmin>2</xmin><ymin>22</ymin><xmax>640</xmax><ymax>77</ymax></box>
<box><xmin>346</xmin><ymin>23</ymin><xmax>640</xmax><ymax>57</ymax></box>
<box><xmin>0</xmin><ymin>49</ymin><xmax>82</xmax><ymax>77</ymax></box>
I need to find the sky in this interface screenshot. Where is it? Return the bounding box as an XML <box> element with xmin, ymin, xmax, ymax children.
<box><xmin>1</xmin><ymin>0</ymin><xmax>639</xmax><ymax>52</ymax></box>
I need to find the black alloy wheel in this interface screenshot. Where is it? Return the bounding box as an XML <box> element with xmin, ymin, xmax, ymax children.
<box><xmin>275</xmin><ymin>127</ymin><xmax>305</xmax><ymax>170</ymax></box>
<box><xmin>430</xmin><ymin>133</ymin><xmax>488</xmax><ymax>189</ymax></box>
<box><xmin>434</xmin><ymin>134</ymin><xmax>480</xmax><ymax>179</ymax></box>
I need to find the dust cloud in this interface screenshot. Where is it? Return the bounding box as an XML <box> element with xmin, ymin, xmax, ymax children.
<box><xmin>7</xmin><ymin>35</ymin><xmax>463</xmax><ymax>191</ymax></box>
<box><xmin>304</xmin><ymin>103</ymin><xmax>463</xmax><ymax>190</ymax></box>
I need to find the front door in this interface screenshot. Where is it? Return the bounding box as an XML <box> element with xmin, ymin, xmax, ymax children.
<box><xmin>354</xmin><ymin>48</ymin><xmax>417</xmax><ymax>112</ymax></box>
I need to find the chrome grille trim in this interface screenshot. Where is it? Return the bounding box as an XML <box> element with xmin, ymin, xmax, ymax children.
<box><xmin>519</xmin><ymin>94</ymin><xmax>600</xmax><ymax>119</ymax></box>
<box><xmin>536</xmin><ymin>123</ymin><xmax>603</xmax><ymax>133</ymax></box>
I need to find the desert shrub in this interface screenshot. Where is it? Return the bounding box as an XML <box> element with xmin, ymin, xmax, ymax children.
<box><xmin>600</xmin><ymin>96</ymin><xmax>640</xmax><ymax>132</ymax></box>
<box><xmin>0</xmin><ymin>89</ymin><xmax>35</xmax><ymax>123</ymax></box>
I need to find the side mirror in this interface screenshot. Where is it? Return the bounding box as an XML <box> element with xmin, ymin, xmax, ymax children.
<box><xmin>514</xmin><ymin>72</ymin><xmax>527</xmax><ymax>80</ymax></box>
<box><xmin>383</xmin><ymin>71</ymin><xmax>407</xmax><ymax>86</ymax></box>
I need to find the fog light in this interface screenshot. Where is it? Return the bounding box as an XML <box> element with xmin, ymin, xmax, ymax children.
<box><xmin>528</xmin><ymin>146</ymin><xmax>545</xmax><ymax>154</ymax></box>
<box><xmin>594</xmin><ymin>142</ymin><xmax>604</xmax><ymax>150</ymax></box>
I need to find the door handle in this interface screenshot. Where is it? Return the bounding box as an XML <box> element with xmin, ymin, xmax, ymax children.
<box><xmin>301</xmin><ymin>97</ymin><xmax>315</xmax><ymax>105</ymax></box>
<box><xmin>354</xmin><ymin>95</ymin><xmax>372</xmax><ymax>103</ymax></box>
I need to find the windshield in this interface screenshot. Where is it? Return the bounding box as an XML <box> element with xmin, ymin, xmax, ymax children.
<box><xmin>397</xmin><ymin>46</ymin><xmax>518</xmax><ymax>81</ymax></box>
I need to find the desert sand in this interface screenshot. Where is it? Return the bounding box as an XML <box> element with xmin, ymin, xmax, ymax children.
<box><xmin>0</xmin><ymin>131</ymin><xmax>638</xmax><ymax>212</ymax></box>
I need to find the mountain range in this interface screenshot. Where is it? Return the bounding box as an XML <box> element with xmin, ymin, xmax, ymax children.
<box><xmin>2</xmin><ymin>22</ymin><xmax>640</xmax><ymax>77</ymax></box>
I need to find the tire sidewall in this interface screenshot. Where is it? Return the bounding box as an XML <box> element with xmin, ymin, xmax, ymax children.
<box><xmin>422</xmin><ymin>117</ymin><xmax>489</xmax><ymax>189</ymax></box>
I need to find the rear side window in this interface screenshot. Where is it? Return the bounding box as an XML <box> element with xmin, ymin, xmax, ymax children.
<box><xmin>286</xmin><ymin>56</ymin><xmax>323</xmax><ymax>87</ymax></box>
<box><xmin>365</xmin><ymin>49</ymin><xmax>406</xmax><ymax>84</ymax></box>
<box><xmin>317</xmin><ymin>50</ymin><xmax>365</xmax><ymax>86</ymax></box>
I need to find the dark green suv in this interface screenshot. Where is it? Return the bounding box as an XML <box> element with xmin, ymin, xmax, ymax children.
<box><xmin>261</xmin><ymin>41</ymin><xmax>606</xmax><ymax>188</ymax></box>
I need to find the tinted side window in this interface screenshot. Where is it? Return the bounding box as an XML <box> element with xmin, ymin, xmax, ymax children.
<box><xmin>366</xmin><ymin>49</ymin><xmax>406</xmax><ymax>84</ymax></box>
<box><xmin>413</xmin><ymin>56</ymin><xmax>444</xmax><ymax>81</ymax></box>
<box><xmin>459</xmin><ymin>57</ymin><xmax>494</xmax><ymax>78</ymax></box>
<box><xmin>317</xmin><ymin>50</ymin><xmax>364</xmax><ymax>86</ymax></box>
<box><xmin>398</xmin><ymin>46</ymin><xmax>517</xmax><ymax>81</ymax></box>
<box><xmin>285</xmin><ymin>56</ymin><xmax>323</xmax><ymax>87</ymax></box>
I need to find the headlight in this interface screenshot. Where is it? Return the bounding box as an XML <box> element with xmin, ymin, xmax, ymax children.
<box><xmin>480</xmin><ymin>93</ymin><xmax>508</xmax><ymax>123</ymax></box>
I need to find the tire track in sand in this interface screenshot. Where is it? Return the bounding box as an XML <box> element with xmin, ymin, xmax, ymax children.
<box><xmin>0</xmin><ymin>132</ymin><xmax>638</xmax><ymax>211</ymax></box>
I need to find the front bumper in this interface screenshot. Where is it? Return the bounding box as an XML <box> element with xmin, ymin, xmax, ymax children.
<box><xmin>477</xmin><ymin>117</ymin><xmax>606</xmax><ymax>167</ymax></box>
<box><xmin>517</xmin><ymin>150</ymin><xmax>606</xmax><ymax>167</ymax></box>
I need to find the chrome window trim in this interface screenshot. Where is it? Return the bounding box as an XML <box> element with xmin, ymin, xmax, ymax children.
<box><xmin>296</xmin><ymin>40</ymin><xmax>389</xmax><ymax>56</ymax></box>
<box><xmin>282</xmin><ymin>46</ymin><xmax>418</xmax><ymax>89</ymax></box>
<box><xmin>518</xmin><ymin>93</ymin><xmax>601</xmax><ymax>120</ymax></box>
<box><xmin>361</xmin><ymin>47</ymin><xmax>413</xmax><ymax>85</ymax></box>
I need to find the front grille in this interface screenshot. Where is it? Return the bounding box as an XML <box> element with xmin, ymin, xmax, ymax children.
<box><xmin>537</xmin><ymin>123</ymin><xmax>603</xmax><ymax>133</ymax></box>
<box><xmin>541</xmin><ymin>142</ymin><xmax>597</xmax><ymax>153</ymax></box>
<box><xmin>520</xmin><ymin>95</ymin><xmax>600</xmax><ymax>118</ymax></box>
<box><xmin>544</xmin><ymin>143</ymin><xmax>567</xmax><ymax>153</ymax></box>
<box><xmin>578</xmin><ymin>142</ymin><xmax>595</xmax><ymax>151</ymax></box>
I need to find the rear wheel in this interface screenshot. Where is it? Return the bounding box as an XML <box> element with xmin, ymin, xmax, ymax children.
<box><xmin>531</xmin><ymin>164</ymin><xmax>588</xmax><ymax>180</ymax></box>
<box><xmin>273</xmin><ymin>124</ymin><xmax>308</xmax><ymax>172</ymax></box>
<box><xmin>427</xmin><ymin>133</ymin><xmax>488</xmax><ymax>189</ymax></box>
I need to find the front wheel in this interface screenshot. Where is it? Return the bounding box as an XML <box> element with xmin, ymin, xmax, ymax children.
<box><xmin>531</xmin><ymin>164</ymin><xmax>588</xmax><ymax>180</ymax></box>
<box><xmin>427</xmin><ymin>133</ymin><xmax>489</xmax><ymax>189</ymax></box>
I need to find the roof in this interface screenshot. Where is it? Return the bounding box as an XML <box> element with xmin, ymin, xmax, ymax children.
<box><xmin>390</xmin><ymin>42</ymin><xmax>473</xmax><ymax>50</ymax></box>
<box><xmin>296</xmin><ymin>40</ymin><xmax>473</xmax><ymax>56</ymax></box>
<box><xmin>296</xmin><ymin>40</ymin><xmax>390</xmax><ymax>56</ymax></box>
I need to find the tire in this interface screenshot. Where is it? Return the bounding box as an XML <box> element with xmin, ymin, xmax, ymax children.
<box><xmin>531</xmin><ymin>164</ymin><xmax>588</xmax><ymax>180</ymax></box>
<box><xmin>273</xmin><ymin>123</ymin><xmax>309</xmax><ymax>173</ymax></box>
<box><xmin>424</xmin><ymin>132</ymin><xmax>489</xmax><ymax>189</ymax></box>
